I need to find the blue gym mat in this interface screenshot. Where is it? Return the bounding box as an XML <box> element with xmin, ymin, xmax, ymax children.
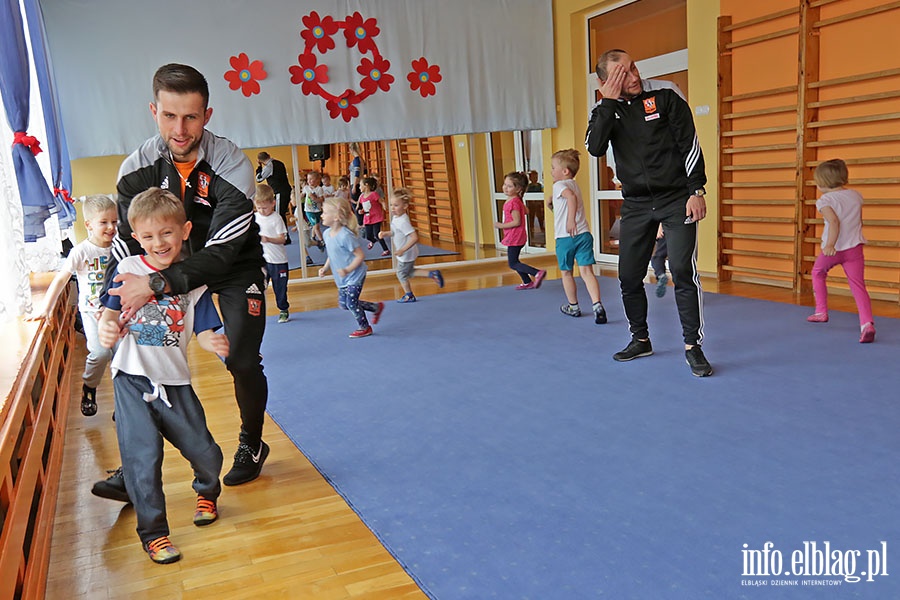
<box><xmin>261</xmin><ymin>277</ymin><xmax>900</xmax><ymax>599</ymax></box>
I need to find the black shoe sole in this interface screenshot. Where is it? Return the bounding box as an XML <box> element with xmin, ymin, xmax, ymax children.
<box><xmin>687</xmin><ymin>361</ymin><xmax>713</xmax><ymax>377</ymax></box>
<box><xmin>613</xmin><ymin>350</ymin><xmax>653</xmax><ymax>362</ymax></box>
<box><xmin>594</xmin><ymin>314</ymin><xmax>607</xmax><ymax>325</ymax></box>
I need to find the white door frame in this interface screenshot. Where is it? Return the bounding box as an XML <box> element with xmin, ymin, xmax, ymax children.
<box><xmin>485</xmin><ymin>131</ymin><xmax>545</xmax><ymax>252</ymax></box>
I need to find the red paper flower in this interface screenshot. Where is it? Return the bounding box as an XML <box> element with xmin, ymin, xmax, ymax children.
<box><xmin>357</xmin><ymin>55</ymin><xmax>394</xmax><ymax>94</ymax></box>
<box><xmin>224</xmin><ymin>53</ymin><xmax>267</xmax><ymax>97</ymax></box>
<box><xmin>326</xmin><ymin>91</ymin><xmax>360</xmax><ymax>123</ymax></box>
<box><xmin>407</xmin><ymin>58</ymin><xmax>442</xmax><ymax>97</ymax></box>
<box><xmin>344</xmin><ymin>11</ymin><xmax>380</xmax><ymax>54</ymax></box>
<box><xmin>289</xmin><ymin>53</ymin><xmax>330</xmax><ymax>96</ymax></box>
<box><xmin>301</xmin><ymin>11</ymin><xmax>339</xmax><ymax>53</ymax></box>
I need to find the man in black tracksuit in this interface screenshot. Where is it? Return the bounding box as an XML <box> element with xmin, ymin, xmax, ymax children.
<box><xmin>256</xmin><ymin>152</ymin><xmax>293</xmax><ymax>243</ymax></box>
<box><xmin>92</xmin><ymin>64</ymin><xmax>271</xmax><ymax>503</ymax></box>
<box><xmin>585</xmin><ymin>49</ymin><xmax>712</xmax><ymax>377</ymax></box>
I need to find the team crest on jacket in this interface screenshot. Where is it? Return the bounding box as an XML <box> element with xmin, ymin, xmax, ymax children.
<box><xmin>247</xmin><ymin>298</ymin><xmax>262</xmax><ymax>317</ymax></box>
<box><xmin>643</xmin><ymin>97</ymin><xmax>657</xmax><ymax>113</ymax></box>
<box><xmin>197</xmin><ymin>172</ymin><xmax>210</xmax><ymax>198</ymax></box>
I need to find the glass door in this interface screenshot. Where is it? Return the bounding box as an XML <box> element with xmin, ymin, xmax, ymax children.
<box><xmin>486</xmin><ymin>130</ymin><xmax>546</xmax><ymax>250</ymax></box>
<box><xmin>586</xmin><ymin>0</ymin><xmax>688</xmax><ymax>262</ymax></box>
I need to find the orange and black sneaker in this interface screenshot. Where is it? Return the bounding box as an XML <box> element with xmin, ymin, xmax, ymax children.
<box><xmin>144</xmin><ymin>536</ymin><xmax>181</xmax><ymax>564</ymax></box>
<box><xmin>193</xmin><ymin>495</ymin><xmax>218</xmax><ymax>526</ymax></box>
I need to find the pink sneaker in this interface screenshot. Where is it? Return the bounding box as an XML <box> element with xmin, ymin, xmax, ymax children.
<box><xmin>533</xmin><ymin>270</ymin><xmax>547</xmax><ymax>289</ymax></box>
<box><xmin>807</xmin><ymin>312</ymin><xmax>828</xmax><ymax>323</ymax></box>
<box><xmin>860</xmin><ymin>322</ymin><xmax>876</xmax><ymax>343</ymax></box>
<box><xmin>515</xmin><ymin>282</ymin><xmax>535</xmax><ymax>290</ymax></box>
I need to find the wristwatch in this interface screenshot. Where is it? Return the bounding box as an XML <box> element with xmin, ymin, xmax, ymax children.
<box><xmin>148</xmin><ymin>272</ymin><xmax>167</xmax><ymax>295</ymax></box>
<box><xmin>693</xmin><ymin>187</ymin><xmax>706</xmax><ymax>197</ymax></box>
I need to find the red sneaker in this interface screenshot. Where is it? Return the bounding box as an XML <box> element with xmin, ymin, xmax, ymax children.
<box><xmin>371</xmin><ymin>302</ymin><xmax>385</xmax><ymax>325</ymax></box>
<box><xmin>349</xmin><ymin>327</ymin><xmax>373</xmax><ymax>339</ymax></box>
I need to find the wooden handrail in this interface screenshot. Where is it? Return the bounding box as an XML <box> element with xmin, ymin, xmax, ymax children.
<box><xmin>0</xmin><ymin>281</ymin><xmax>75</xmax><ymax>600</ymax></box>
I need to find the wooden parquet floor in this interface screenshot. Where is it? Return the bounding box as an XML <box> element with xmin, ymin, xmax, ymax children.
<box><xmin>43</xmin><ymin>257</ymin><xmax>900</xmax><ymax>599</ymax></box>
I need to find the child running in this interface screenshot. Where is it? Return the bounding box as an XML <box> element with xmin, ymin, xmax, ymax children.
<box><xmin>32</xmin><ymin>194</ymin><xmax>118</xmax><ymax>416</ymax></box>
<box><xmin>547</xmin><ymin>149</ymin><xmax>607</xmax><ymax>324</ymax></box>
<box><xmin>302</xmin><ymin>171</ymin><xmax>325</xmax><ymax>248</ymax></box>
<box><xmin>358</xmin><ymin>177</ymin><xmax>390</xmax><ymax>255</ymax></box>
<box><xmin>378</xmin><ymin>187</ymin><xmax>445</xmax><ymax>302</ymax></box>
<box><xmin>254</xmin><ymin>184</ymin><xmax>290</xmax><ymax>323</ymax></box>
<box><xmin>318</xmin><ymin>197</ymin><xmax>385</xmax><ymax>338</ymax></box>
<box><xmin>98</xmin><ymin>187</ymin><xmax>227</xmax><ymax>564</ymax></box>
<box><xmin>494</xmin><ymin>171</ymin><xmax>546</xmax><ymax>290</ymax></box>
<box><xmin>807</xmin><ymin>158</ymin><xmax>875</xmax><ymax>343</ymax></box>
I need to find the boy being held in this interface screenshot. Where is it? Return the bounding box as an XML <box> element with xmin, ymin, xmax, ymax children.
<box><xmin>99</xmin><ymin>187</ymin><xmax>228</xmax><ymax>564</ymax></box>
<box><xmin>254</xmin><ymin>184</ymin><xmax>291</xmax><ymax>323</ymax></box>
<box><xmin>546</xmin><ymin>149</ymin><xmax>607</xmax><ymax>324</ymax></box>
<box><xmin>378</xmin><ymin>188</ymin><xmax>444</xmax><ymax>302</ymax></box>
<box><xmin>32</xmin><ymin>195</ymin><xmax>118</xmax><ymax>416</ymax></box>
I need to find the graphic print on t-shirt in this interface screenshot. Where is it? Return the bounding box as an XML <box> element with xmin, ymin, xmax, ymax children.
<box><xmin>127</xmin><ymin>295</ymin><xmax>187</xmax><ymax>348</ymax></box>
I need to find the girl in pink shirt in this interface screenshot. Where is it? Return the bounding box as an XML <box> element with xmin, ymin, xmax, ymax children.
<box><xmin>358</xmin><ymin>177</ymin><xmax>390</xmax><ymax>256</ymax></box>
<box><xmin>494</xmin><ymin>171</ymin><xmax>546</xmax><ymax>290</ymax></box>
<box><xmin>807</xmin><ymin>159</ymin><xmax>875</xmax><ymax>343</ymax></box>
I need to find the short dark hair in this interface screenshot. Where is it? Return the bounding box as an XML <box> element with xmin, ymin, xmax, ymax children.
<box><xmin>504</xmin><ymin>171</ymin><xmax>529</xmax><ymax>195</ymax></box>
<box><xmin>153</xmin><ymin>63</ymin><xmax>209</xmax><ymax>108</ymax></box>
<box><xmin>596</xmin><ymin>49</ymin><xmax>629</xmax><ymax>80</ymax></box>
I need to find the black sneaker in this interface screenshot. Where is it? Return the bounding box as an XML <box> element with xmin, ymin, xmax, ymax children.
<box><xmin>685</xmin><ymin>345</ymin><xmax>713</xmax><ymax>377</ymax></box>
<box><xmin>81</xmin><ymin>384</ymin><xmax>97</xmax><ymax>416</ymax></box>
<box><xmin>223</xmin><ymin>441</ymin><xmax>270</xmax><ymax>486</ymax></box>
<box><xmin>91</xmin><ymin>467</ymin><xmax>131</xmax><ymax>503</ymax></box>
<box><xmin>613</xmin><ymin>338</ymin><xmax>653</xmax><ymax>362</ymax></box>
<box><xmin>592</xmin><ymin>302</ymin><xmax>607</xmax><ymax>325</ymax></box>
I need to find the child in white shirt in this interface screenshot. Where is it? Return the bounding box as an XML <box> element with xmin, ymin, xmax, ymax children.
<box><xmin>378</xmin><ymin>188</ymin><xmax>444</xmax><ymax>302</ymax></box>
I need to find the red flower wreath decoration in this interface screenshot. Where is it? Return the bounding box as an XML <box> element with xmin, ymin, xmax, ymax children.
<box><xmin>290</xmin><ymin>11</ymin><xmax>395</xmax><ymax>122</ymax></box>
<box><xmin>407</xmin><ymin>57</ymin><xmax>442</xmax><ymax>98</ymax></box>
<box><xmin>224</xmin><ymin>53</ymin><xmax>267</xmax><ymax>97</ymax></box>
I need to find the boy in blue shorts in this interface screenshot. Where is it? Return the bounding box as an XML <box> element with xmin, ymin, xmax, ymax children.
<box><xmin>546</xmin><ymin>149</ymin><xmax>607</xmax><ymax>324</ymax></box>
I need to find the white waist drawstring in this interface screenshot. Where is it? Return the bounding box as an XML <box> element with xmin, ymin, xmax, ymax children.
<box><xmin>142</xmin><ymin>382</ymin><xmax>172</xmax><ymax>408</ymax></box>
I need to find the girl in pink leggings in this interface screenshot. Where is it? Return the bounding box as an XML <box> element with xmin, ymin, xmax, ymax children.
<box><xmin>807</xmin><ymin>159</ymin><xmax>875</xmax><ymax>343</ymax></box>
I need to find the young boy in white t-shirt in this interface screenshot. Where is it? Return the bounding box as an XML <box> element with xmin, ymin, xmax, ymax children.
<box><xmin>254</xmin><ymin>184</ymin><xmax>290</xmax><ymax>323</ymax></box>
<box><xmin>32</xmin><ymin>195</ymin><xmax>118</xmax><ymax>416</ymax></box>
<box><xmin>378</xmin><ymin>188</ymin><xmax>444</xmax><ymax>302</ymax></box>
<box><xmin>546</xmin><ymin>149</ymin><xmax>606</xmax><ymax>324</ymax></box>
